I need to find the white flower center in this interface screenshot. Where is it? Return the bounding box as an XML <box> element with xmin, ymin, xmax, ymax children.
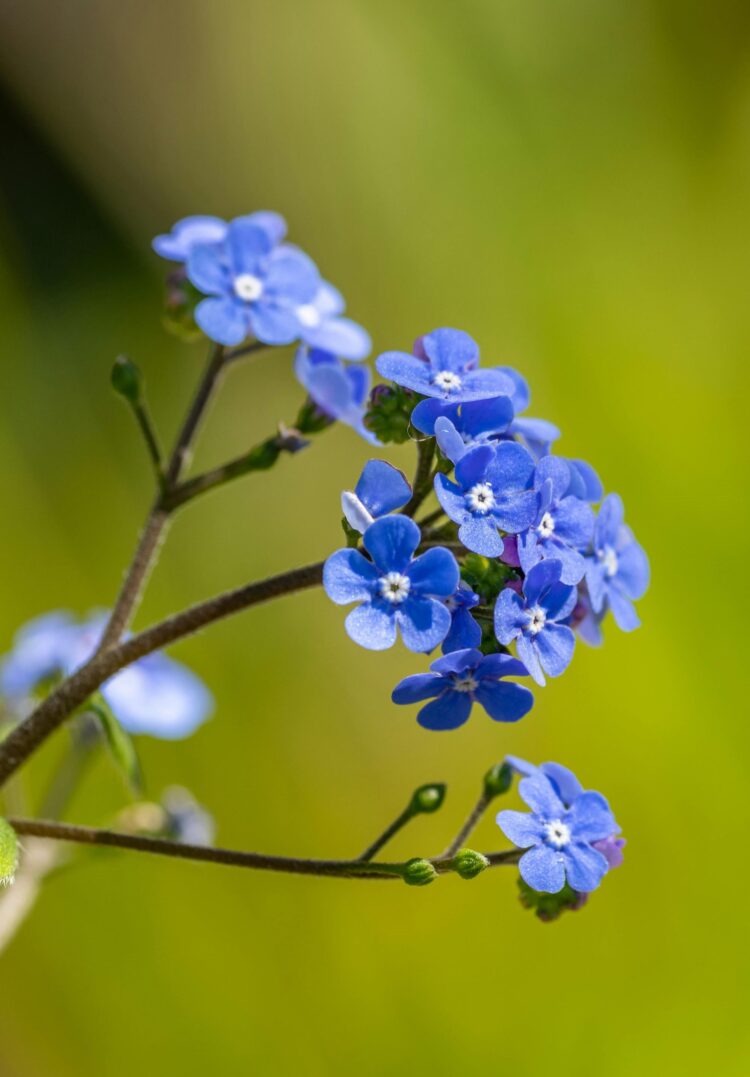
<box><xmin>543</xmin><ymin>820</ymin><xmax>571</xmax><ymax>849</ymax></box>
<box><xmin>233</xmin><ymin>273</ymin><xmax>264</xmax><ymax>302</ymax></box>
<box><xmin>466</xmin><ymin>482</ymin><xmax>495</xmax><ymax>515</ymax></box>
<box><xmin>600</xmin><ymin>545</ymin><xmax>619</xmax><ymax>578</ymax></box>
<box><xmin>433</xmin><ymin>371</ymin><xmax>462</xmax><ymax>392</ymax></box>
<box><xmin>451</xmin><ymin>673</ymin><xmax>479</xmax><ymax>693</ymax></box>
<box><xmin>538</xmin><ymin>511</ymin><xmax>555</xmax><ymax>538</ymax></box>
<box><xmin>378</xmin><ymin>572</ymin><xmax>411</xmax><ymax>604</ymax></box>
<box><xmin>526</xmin><ymin>605</ymin><xmax>546</xmax><ymax>635</ymax></box>
<box><xmin>296</xmin><ymin>303</ymin><xmax>321</xmax><ymax>328</ymax></box>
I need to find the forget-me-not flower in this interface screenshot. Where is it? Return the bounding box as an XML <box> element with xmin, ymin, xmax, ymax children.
<box><xmin>323</xmin><ymin>515</ymin><xmax>459</xmax><ymax>652</ymax></box>
<box><xmin>376</xmin><ymin>328</ymin><xmax>514</xmax><ymax>402</ymax></box>
<box><xmin>152</xmin><ymin>212</ymin><xmax>286</xmax><ymax>262</ymax></box>
<box><xmin>517</xmin><ymin>456</ymin><xmax>594</xmax><ymax>585</ymax></box>
<box><xmin>497</xmin><ymin>770</ymin><xmax>617</xmax><ymax>893</ymax></box>
<box><xmin>442</xmin><ymin>582</ymin><xmax>482</xmax><ymax>653</ymax></box>
<box><xmin>411</xmin><ymin>395</ymin><xmax>514</xmax><ymax>456</ymax></box>
<box><xmin>434</xmin><ymin>441</ymin><xmax>538</xmax><ymax>557</ymax></box>
<box><xmin>187</xmin><ymin>217</ymin><xmax>320</xmax><ymax>346</ymax></box>
<box><xmin>294</xmin><ymin>348</ymin><xmax>378</xmax><ymax>444</ymax></box>
<box><xmin>392</xmin><ymin>648</ymin><xmax>533</xmax><ymax>730</ymax></box>
<box><xmin>494</xmin><ymin>560</ymin><xmax>577</xmax><ymax>686</ymax></box>
<box><xmin>341</xmin><ymin>459</ymin><xmax>412</xmax><ymax>534</ymax></box>
<box><xmin>585</xmin><ymin>493</ymin><xmax>649</xmax><ymax>631</ymax></box>
<box><xmin>294</xmin><ymin>281</ymin><xmax>371</xmax><ymax>361</ymax></box>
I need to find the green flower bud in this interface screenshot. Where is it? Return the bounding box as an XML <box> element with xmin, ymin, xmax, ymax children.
<box><xmin>409</xmin><ymin>783</ymin><xmax>446</xmax><ymax>815</ymax></box>
<box><xmin>484</xmin><ymin>761</ymin><xmax>513</xmax><ymax>799</ymax></box>
<box><xmin>364</xmin><ymin>384</ymin><xmax>419</xmax><ymax>444</ymax></box>
<box><xmin>402</xmin><ymin>857</ymin><xmax>438</xmax><ymax>886</ymax></box>
<box><xmin>162</xmin><ymin>269</ymin><xmax>203</xmax><ymax>340</ymax></box>
<box><xmin>0</xmin><ymin>818</ymin><xmax>19</xmax><ymax>888</ymax></box>
<box><xmin>452</xmin><ymin>848</ymin><xmax>489</xmax><ymax>880</ymax></box>
<box><xmin>517</xmin><ymin>878</ymin><xmax>588</xmax><ymax>921</ymax></box>
<box><xmin>111</xmin><ymin>355</ymin><xmax>143</xmax><ymax>404</ymax></box>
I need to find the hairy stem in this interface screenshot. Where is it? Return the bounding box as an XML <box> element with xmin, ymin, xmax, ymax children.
<box><xmin>0</xmin><ymin>562</ymin><xmax>324</xmax><ymax>788</ymax></box>
<box><xmin>402</xmin><ymin>438</ymin><xmax>436</xmax><ymax>518</ymax></box>
<box><xmin>8</xmin><ymin>818</ymin><xmax>522</xmax><ymax>879</ymax></box>
<box><xmin>441</xmin><ymin>792</ymin><xmax>492</xmax><ymax>859</ymax></box>
<box><xmin>358</xmin><ymin>806</ymin><xmax>415</xmax><ymax>862</ymax></box>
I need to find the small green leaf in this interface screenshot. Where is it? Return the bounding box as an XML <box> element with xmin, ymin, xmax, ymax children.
<box><xmin>0</xmin><ymin>818</ymin><xmax>19</xmax><ymax>887</ymax></box>
<box><xmin>89</xmin><ymin>698</ymin><xmax>143</xmax><ymax>796</ymax></box>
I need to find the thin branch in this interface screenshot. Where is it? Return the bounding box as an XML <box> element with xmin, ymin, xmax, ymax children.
<box><xmin>416</xmin><ymin>506</ymin><xmax>446</xmax><ymax>530</ymax></box>
<box><xmin>164</xmin><ymin>343</ymin><xmax>226</xmax><ymax>485</ymax></box>
<box><xmin>224</xmin><ymin>340</ymin><xmax>270</xmax><ymax>364</ymax></box>
<box><xmin>358</xmin><ymin>806</ymin><xmax>415</xmax><ymax>862</ymax></box>
<box><xmin>402</xmin><ymin>438</ymin><xmax>436</xmax><ymax>518</ymax></box>
<box><xmin>441</xmin><ymin>791</ymin><xmax>492</xmax><ymax>859</ymax></box>
<box><xmin>7</xmin><ymin>818</ymin><xmax>522</xmax><ymax>879</ymax></box>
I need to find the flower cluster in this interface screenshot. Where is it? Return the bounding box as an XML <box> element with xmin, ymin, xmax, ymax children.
<box><xmin>0</xmin><ymin>612</ymin><xmax>212</xmax><ymax>740</ymax></box>
<box><xmin>323</xmin><ymin>327</ymin><xmax>650</xmax><ymax>728</ymax></box>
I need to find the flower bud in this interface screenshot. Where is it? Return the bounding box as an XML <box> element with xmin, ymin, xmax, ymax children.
<box><xmin>452</xmin><ymin>848</ymin><xmax>489</xmax><ymax>880</ymax></box>
<box><xmin>402</xmin><ymin>857</ymin><xmax>438</xmax><ymax>886</ymax></box>
<box><xmin>409</xmin><ymin>783</ymin><xmax>446</xmax><ymax>815</ymax></box>
<box><xmin>484</xmin><ymin>761</ymin><xmax>513</xmax><ymax>799</ymax></box>
<box><xmin>111</xmin><ymin>355</ymin><xmax>143</xmax><ymax>404</ymax></box>
<box><xmin>0</xmin><ymin>818</ymin><xmax>19</xmax><ymax>888</ymax></box>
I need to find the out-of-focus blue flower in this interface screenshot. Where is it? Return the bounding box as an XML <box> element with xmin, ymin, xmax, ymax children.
<box><xmin>434</xmin><ymin>442</ymin><xmax>537</xmax><ymax>556</ymax></box>
<box><xmin>585</xmin><ymin>493</ymin><xmax>649</xmax><ymax>631</ymax></box>
<box><xmin>497</xmin><ymin>366</ymin><xmax>561</xmax><ymax>459</ymax></box>
<box><xmin>517</xmin><ymin>456</ymin><xmax>594</xmax><ymax>585</ymax></box>
<box><xmin>187</xmin><ymin>217</ymin><xmax>320</xmax><ymax>346</ymax></box>
<box><xmin>497</xmin><ymin>770</ymin><xmax>618</xmax><ymax>893</ymax></box>
<box><xmin>294</xmin><ymin>281</ymin><xmax>371</xmax><ymax>361</ymax></box>
<box><xmin>341</xmin><ymin>459</ymin><xmax>411</xmax><ymax>533</ymax></box>
<box><xmin>564</xmin><ymin>458</ymin><xmax>603</xmax><ymax>502</ymax></box>
<box><xmin>295</xmin><ymin>348</ymin><xmax>378</xmax><ymax>444</ymax></box>
<box><xmin>442</xmin><ymin>582</ymin><xmax>482</xmax><ymax>653</ymax></box>
<box><xmin>411</xmin><ymin>396</ymin><xmax>514</xmax><ymax>457</ymax></box>
<box><xmin>0</xmin><ymin>611</ymin><xmax>213</xmax><ymax>740</ymax></box>
<box><xmin>376</xmin><ymin>328</ymin><xmax>514</xmax><ymax>403</ymax></box>
<box><xmin>494</xmin><ymin>560</ymin><xmax>577</xmax><ymax>686</ymax></box>
<box><xmin>323</xmin><ymin>515</ymin><xmax>459</xmax><ymax>652</ymax></box>
<box><xmin>152</xmin><ymin>212</ymin><xmax>286</xmax><ymax>262</ymax></box>
<box><xmin>566</xmin><ymin>586</ymin><xmax>604</xmax><ymax>647</ymax></box>
<box><xmin>162</xmin><ymin>787</ymin><xmax>216</xmax><ymax>846</ymax></box>
<box><xmin>392</xmin><ymin>648</ymin><xmax>533</xmax><ymax>731</ymax></box>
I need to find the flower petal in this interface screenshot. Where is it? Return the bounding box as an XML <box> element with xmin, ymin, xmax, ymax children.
<box><xmin>363</xmin><ymin>515</ymin><xmax>421</xmax><ymax>573</ymax></box>
<box><xmin>435</xmin><ymin>475</ymin><xmax>470</xmax><ymax>524</ymax></box>
<box><xmin>442</xmin><ymin>607</ymin><xmax>482</xmax><ymax>653</ymax></box>
<box><xmin>194</xmin><ymin>297</ymin><xmax>249</xmax><ymax>346</ymax></box>
<box><xmin>458</xmin><ymin>515</ymin><xmax>504</xmax><ymax>557</ymax></box>
<box><xmin>608</xmin><ymin>588</ymin><xmax>641</xmax><ymax>631</ymax></box>
<box><xmin>345</xmin><ymin>603</ymin><xmax>397</xmax><ymax>650</ymax></box>
<box><xmin>406</xmin><ymin>548</ymin><xmax>459</xmax><ymax>599</ymax></box>
<box><xmin>226</xmin><ymin>219</ymin><xmax>273</xmax><ymax>274</ymax></box>
<box><xmin>519</xmin><ymin>845</ymin><xmax>566</xmax><ymax>893</ymax></box>
<box><xmin>567</xmin><ymin>791</ymin><xmax>618</xmax><ymax>842</ymax></box>
<box><xmin>496</xmin><ymin>809</ymin><xmax>543</xmax><ymax>848</ymax></box>
<box><xmin>431</xmin><ymin>648</ymin><xmax>481</xmax><ymax>675</ymax></box>
<box><xmin>534</xmin><ymin>623</ymin><xmax>575</xmax><ymax>678</ymax></box>
<box><xmin>493</xmin><ymin>588</ymin><xmax>525</xmax><ymax>645</ymax></box>
<box><xmin>515</xmin><ymin>634</ymin><xmax>546</xmax><ymax>687</ymax></box>
<box><xmin>562</xmin><ymin>843</ymin><xmax>609</xmax><ymax>892</ymax></box>
<box><xmin>302</xmin><ymin>316</ymin><xmax>371</xmax><ymax>361</ymax></box>
<box><xmin>187</xmin><ymin>243</ymin><xmax>230</xmax><ymax>296</ymax></box>
<box><xmin>264</xmin><ymin>249</ymin><xmax>320</xmax><ymax>304</ymax></box>
<box><xmin>323</xmin><ymin>549</ymin><xmax>378</xmax><ymax>604</ymax></box>
<box><xmin>518</xmin><ymin>774</ymin><xmax>565</xmax><ymax>816</ymax></box>
<box><xmin>391</xmin><ymin>673</ymin><xmax>445</xmax><ymax>704</ymax></box>
<box><xmin>154</xmin><ymin>216</ymin><xmax>227</xmax><ymax>262</ymax></box>
<box><xmin>594</xmin><ymin>493</ymin><xmax>624</xmax><ymax>550</ymax></box>
<box><xmin>421</xmin><ymin>327</ymin><xmax>479</xmax><ymax>371</ymax></box>
<box><xmin>354</xmin><ymin>460</ymin><xmax>411</xmax><ymax>518</ymax></box>
<box><xmin>455</xmin><ymin>444</ymin><xmax>494</xmax><ymax>489</ymax></box>
<box><xmin>417</xmin><ymin>690</ymin><xmax>472</xmax><ymax>731</ymax></box>
<box><xmin>397</xmin><ymin>597</ymin><xmax>452</xmax><ymax>653</ymax></box>
<box><xmin>539</xmin><ymin>763</ymin><xmax>583</xmax><ymax>806</ymax></box>
<box><xmin>523</xmin><ymin>559</ymin><xmax>563</xmax><ymax>606</ymax></box>
<box><xmin>375</xmin><ymin>351</ymin><xmax>431</xmax><ymax>393</ymax></box>
<box><xmin>475</xmin><ymin>681</ymin><xmax>534</xmax><ymax>722</ymax></box>
<box><xmin>434</xmin><ymin>417</ymin><xmax>468</xmax><ymax>464</ymax></box>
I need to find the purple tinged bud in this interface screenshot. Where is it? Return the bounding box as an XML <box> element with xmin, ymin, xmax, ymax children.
<box><xmin>592</xmin><ymin>835</ymin><xmax>626</xmax><ymax>870</ymax></box>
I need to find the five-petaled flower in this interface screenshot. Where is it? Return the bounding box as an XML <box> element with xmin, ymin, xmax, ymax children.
<box><xmin>497</xmin><ymin>769</ymin><xmax>619</xmax><ymax>893</ymax></box>
<box><xmin>152</xmin><ymin>212</ymin><xmax>286</xmax><ymax>262</ymax></box>
<box><xmin>341</xmin><ymin>459</ymin><xmax>412</xmax><ymax>534</ymax></box>
<box><xmin>295</xmin><ymin>348</ymin><xmax>378</xmax><ymax>444</ymax></box>
<box><xmin>434</xmin><ymin>441</ymin><xmax>537</xmax><ymax>557</ymax></box>
<box><xmin>392</xmin><ymin>648</ymin><xmax>533</xmax><ymax>730</ymax></box>
<box><xmin>494</xmin><ymin>560</ymin><xmax>577</xmax><ymax>686</ymax></box>
<box><xmin>517</xmin><ymin>456</ymin><xmax>594</xmax><ymax>585</ymax></box>
<box><xmin>376</xmin><ymin>328</ymin><xmax>514</xmax><ymax>402</ymax></box>
<box><xmin>323</xmin><ymin>515</ymin><xmax>459</xmax><ymax>652</ymax></box>
<box><xmin>585</xmin><ymin>493</ymin><xmax>649</xmax><ymax>631</ymax></box>
<box><xmin>187</xmin><ymin>217</ymin><xmax>320</xmax><ymax>346</ymax></box>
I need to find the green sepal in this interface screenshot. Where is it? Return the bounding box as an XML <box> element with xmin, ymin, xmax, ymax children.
<box><xmin>364</xmin><ymin>385</ymin><xmax>419</xmax><ymax>444</ymax></box>
<box><xmin>402</xmin><ymin>858</ymin><xmax>438</xmax><ymax>886</ymax></box>
<box><xmin>89</xmin><ymin>697</ymin><xmax>143</xmax><ymax>797</ymax></box>
<box><xmin>0</xmin><ymin>818</ymin><xmax>19</xmax><ymax>887</ymax></box>
<box><xmin>111</xmin><ymin>356</ymin><xmax>143</xmax><ymax>404</ymax></box>
<box><xmin>517</xmin><ymin>878</ymin><xmax>588</xmax><ymax>921</ymax></box>
<box><xmin>341</xmin><ymin>516</ymin><xmax>361</xmax><ymax>548</ymax></box>
<box><xmin>294</xmin><ymin>399</ymin><xmax>334</xmax><ymax>436</ymax></box>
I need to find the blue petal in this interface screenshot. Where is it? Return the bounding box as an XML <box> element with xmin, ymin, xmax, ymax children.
<box><xmin>442</xmin><ymin>607</ymin><xmax>482</xmax><ymax>653</ymax></box>
<box><xmin>434</xmin><ymin>474</ymin><xmax>470</xmax><ymax>524</ymax></box>
<box><xmin>458</xmin><ymin>515</ymin><xmax>505</xmax><ymax>557</ymax></box>
<box><xmin>354</xmin><ymin>460</ymin><xmax>411</xmax><ymax>518</ymax></box>
<box><xmin>417</xmin><ymin>690</ymin><xmax>472</xmax><ymax>731</ymax></box>
<box><xmin>585</xmin><ymin>560</ymin><xmax>608</xmax><ymax>613</ymax></box>
<box><xmin>539</xmin><ymin>763</ymin><xmax>584</xmax><ymax>806</ymax></box>
<box><xmin>295</xmin><ymin>349</ymin><xmax>353</xmax><ymax>413</ymax></box>
<box><xmin>567</xmin><ymin>458</ymin><xmax>603</xmax><ymax>502</ymax></box>
<box><xmin>431</xmin><ymin>648</ymin><xmax>481</xmax><ymax>675</ymax></box>
<box><xmin>153</xmin><ymin>216</ymin><xmax>227</xmax><ymax>262</ymax></box>
<box><xmin>460</xmin><ymin>369</ymin><xmax>514</xmax><ymax>400</ymax></box>
<box><xmin>434</xmin><ymin>417</ymin><xmax>468</xmax><ymax>464</ymax></box>
<box><xmin>496</xmin><ymin>809</ymin><xmax>543</xmax><ymax>848</ymax></box>
<box><xmin>487</xmin><ymin>440</ymin><xmax>536</xmax><ymax>494</ymax></box>
<box><xmin>187</xmin><ymin>243</ymin><xmax>230</xmax><ymax>296</ymax></box>
<box><xmin>345</xmin><ymin>603</ymin><xmax>397</xmax><ymax>650</ymax></box>
<box><xmin>504</xmin><ymin>754</ymin><xmax>537</xmax><ymax>778</ymax></box>
<box><xmin>515</xmin><ymin>634</ymin><xmax>546</xmax><ymax>687</ymax></box>
<box><xmin>455</xmin><ymin>444</ymin><xmax>494</xmax><ymax>489</ymax></box>
<box><xmin>323</xmin><ymin>549</ymin><xmax>378</xmax><ymax>604</ymax></box>
<box><xmin>406</xmin><ymin>548</ymin><xmax>460</xmax><ymax>598</ymax></box>
<box><xmin>493</xmin><ymin>588</ymin><xmax>525</xmax><ymax>645</ymax></box>
<box><xmin>226</xmin><ymin>219</ymin><xmax>273</xmax><ymax>274</ymax></box>
<box><xmin>422</xmin><ymin>328</ymin><xmax>479</xmax><ymax>371</ymax></box>
<box><xmin>302</xmin><ymin>316</ymin><xmax>371</xmax><ymax>361</ymax></box>
<box><xmin>476</xmin><ymin>652</ymin><xmax>529</xmax><ymax>679</ymax></box>
<box><xmin>461</xmin><ymin>396</ymin><xmax>514</xmax><ymax>437</ymax></box>
<box><xmin>519</xmin><ymin>845</ymin><xmax>566</xmax><ymax>893</ymax></box>
<box><xmin>518</xmin><ymin>773</ymin><xmax>565</xmax><ymax>816</ymax></box>
<box><xmin>608</xmin><ymin>588</ymin><xmax>641</xmax><ymax>631</ymax></box>
<box><xmin>554</xmin><ymin>497</ymin><xmax>595</xmax><ymax>550</ymax></box>
<box><xmin>540</xmin><ymin>581</ymin><xmax>578</xmax><ymax>621</ymax></box>
<box><xmin>566</xmin><ymin>792</ymin><xmax>618</xmax><ymax>843</ymax></box>
<box><xmin>392</xmin><ymin>673</ymin><xmax>444</xmax><ymax>704</ymax></box>
<box><xmin>492</xmin><ymin>489</ymin><xmax>539</xmax><ymax>534</ymax></box>
<box><xmin>510</xmin><ymin>417</ymin><xmax>560</xmax><ymax>458</ymax></box>
<box><xmin>496</xmin><ymin>365</ymin><xmax>530</xmax><ymax>412</ymax></box>
<box><xmin>534</xmin><ymin>455</ymin><xmax>571</xmax><ymax>501</ymax></box>
<box><xmin>264</xmin><ymin>249</ymin><xmax>320</xmax><ymax>304</ymax></box>
<box><xmin>535</xmin><ymin>623</ymin><xmax>575</xmax><ymax>678</ymax></box>
<box><xmin>616</xmin><ymin>537</ymin><xmax>650</xmax><ymax>599</ymax></box>
<box><xmin>311</xmin><ymin>280</ymin><xmax>345</xmax><ymax>316</ymax></box>
<box><xmin>0</xmin><ymin>611</ymin><xmax>78</xmax><ymax>698</ymax></box>
<box><xmin>363</xmin><ymin>514</ymin><xmax>421</xmax><ymax>573</ymax></box>
<box><xmin>475</xmin><ymin>681</ymin><xmax>534</xmax><ymax>722</ymax></box>
<box><xmin>194</xmin><ymin>297</ymin><xmax>250</xmax><ymax>346</ymax></box>
<box><xmin>234</xmin><ymin>210</ymin><xmax>286</xmax><ymax>246</ymax></box>
<box><xmin>398</xmin><ymin>597</ymin><xmax>452</xmax><ymax>652</ymax></box>
<box><xmin>411</xmin><ymin>399</ymin><xmax>456</xmax><ymax>436</ymax></box>
<box><xmin>594</xmin><ymin>493</ymin><xmax>624</xmax><ymax>551</ymax></box>
<box><xmin>562</xmin><ymin>843</ymin><xmax>609</xmax><ymax>892</ymax></box>
<box><xmin>375</xmin><ymin>352</ymin><xmax>431</xmax><ymax>393</ymax></box>
<box><xmin>523</xmin><ymin>559</ymin><xmax>563</xmax><ymax>606</ymax></box>
<box><xmin>103</xmin><ymin>654</ymin><xmax>213</xmax><ymax>739</ymax></box>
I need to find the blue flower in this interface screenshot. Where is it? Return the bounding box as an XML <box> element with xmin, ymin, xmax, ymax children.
<box><xmin>376</xmin><ymin>328</ymin><xmax>514</xmax><ymax>403</ymax></box>
<box><xmin>434</xmin><ymin>441</ymin><xmax>538</xmax><ymax>557</ymax></box>
<box><xmin>152</xmin><ymin>212</ymin><xmax>286</xmax><ymax>262</ymax></box>
<box><xmin>585</xmin><ymin>493</ymin><xmax>649</xmax><ymax>631</ymax></box>
<box><xmin>497</xmin><ymin>366</ymin><xmax>561</xmax><ymax>459</ymax></box>
<box><xmin>323</xmin><ymin>515</ymin><xmax>459</xmax><ymax>652</ymax></box>
<box><xmin>392</xmin><ymin>648</ymin><xmax>533</xmax><ymax>730</ymax></box>
<box><xmin>564</xmin><ymin>458</ymin><xmax>603</xmax><ymax>502</ymax></box>
<box><xmin>294</xmin><ymin>348</ymin><xmax>378</xmax><ymax>444</ymax></box>
<box><xmin>494</xmin><ymin>560</ymin><xmax>577</xmax><ymax>686</ymax></box>
<box><xmin>497</xmin><ymin>770</ymin><xmax>618</xmax><ymax>893</ymax></box>
<box><xmin>341</xmin><ymin>459</ymin><xmax>412</xmax><ymax>533</ymax></box>
<box><xmin>504</xmin><ymin>755</ymin><xmax>592</xmax><ymax>807</ymax></box>
<box><xmin>411</xmin><ymin>396</ymin><xmax>514</xmax><ymax>455</ymax></box>
<box><xmin>294</xmin><ymin>281</ymin><xmax>371</xmax><ymax>361</ymax></box>
<box><xmin>0</xmin><ymin>611</ymin><xmax>213</xmax><ymax>740</ymax></box>
<box><xmin>442</xmin><ymin>582</ymin><xmax>482</xmax><ymax>653</ymax></box>
<box><xmin>187</xmin><ymin>217</ymin><xmax>320</xmax><ymax>346</ymax></box>
<box><xmin>162</xmin><ymin>787</ymin><xmax>216</xmax><ymax>846</ymax></box>
<box><xmin>517</xmin><ymin>456</ymin><xmax>595</xmax><ymax>585</ymax></box>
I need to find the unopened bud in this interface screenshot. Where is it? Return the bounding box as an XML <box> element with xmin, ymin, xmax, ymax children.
<box><xmin>111</xmin><ymin>355</ymin><xmax>143</xmax><ymax>404</ymax></box>
<box><xmin>0</xmin><ymin>818</ymin><xmax>19</xmax><ymax>887</ymax></box>
<box><xmin>402</xmin><ymin>858</ymin><xmax>438</xmax><ymax>887</ymax></box>
<box><xmin>409</xmin><ymin>783</ymin><xmax>446</xmax><ymax>815</ymax></box>
<box><xmin>484</xmin><ymin>761</ymin><xmax>513</xmax><ymax>799</ymax></box>
<box><xmin>452</xmin><ymin>848</ymin><xmax>489</xmax><ymax>880</ymax></box>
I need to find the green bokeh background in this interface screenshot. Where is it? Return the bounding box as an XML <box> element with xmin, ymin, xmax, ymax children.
<box><xmin>0</xmin><ymin>2</ymin><xmax>747</xmax><ymax>1074</ymax></box>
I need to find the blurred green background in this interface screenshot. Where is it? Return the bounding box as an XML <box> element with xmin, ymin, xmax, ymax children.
<box><xmin>0</xmin><ymin>2</ymin><xmax>747</xmax><ymax>1074</ymax></box>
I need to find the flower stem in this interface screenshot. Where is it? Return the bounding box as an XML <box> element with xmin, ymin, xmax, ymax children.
<box><xmin>358</xmin><ymin>806</ymin><xmax>415</xmax><ymax>862</ymax></box>
<box><xmin>441</xmin><ymin>792</ymin><xmax>492</xmax><ymax>859</ymax></box>
<box><xmin>402</xmin><ymin>438</ymin><xmax>436</xmax><ymax>518</ymax></box>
